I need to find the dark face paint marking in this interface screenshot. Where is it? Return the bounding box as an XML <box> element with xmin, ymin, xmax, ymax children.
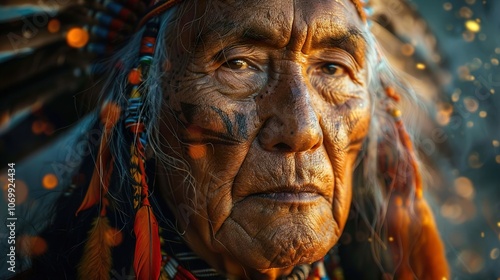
<box><xmin>211</xmin><ymin>106</ymin><xmax>234</xmax><ymax>137</ymax></box>
<box><xmin>235</xmin><ymin>112</ymin><xmax>248</xmax><ymax>140</ymax></box>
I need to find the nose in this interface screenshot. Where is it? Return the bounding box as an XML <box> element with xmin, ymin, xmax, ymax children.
<box><xmin>258</xmin><ymin>76</ymin><xmax>323</xmax><ymax>153</ymax></box>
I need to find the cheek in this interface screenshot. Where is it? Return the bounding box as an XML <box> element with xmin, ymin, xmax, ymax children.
<box><xmin>321</xmin><ymin>88</ymin><xmax>371</xmax><ymax>151</ymax></box>
<box><xmin>319</xmin><ymin>90</ymin><xmax>371</xmax><ymax>225</ymax></box>
<box><xmin>161</xmin><ymin>72</ymin><xmax>262</xmax><ymax>232</ymax></box>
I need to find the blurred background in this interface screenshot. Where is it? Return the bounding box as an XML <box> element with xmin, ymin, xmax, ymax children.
<box><xmin>411</xmin><ymin>0</ymin><xmax>500</xmax><ymax>279</ymax></box>
<box><xmin>0</xmin><ymin>0</ymin><xmax>499</xmax><ymax>279</ymax></box>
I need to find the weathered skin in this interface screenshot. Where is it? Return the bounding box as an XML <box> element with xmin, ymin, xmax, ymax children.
<box><xmin>158</xmin><ymin>0</ymin><xmax>371</xmax><ymax>278</ymax></box>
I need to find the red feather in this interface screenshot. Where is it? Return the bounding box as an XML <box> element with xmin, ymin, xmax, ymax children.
<box><xmin>134</xmin><ymin>205</ymin><xmax>162</xmax><ymax>280</ymax></box>
<box><xmin>76</xmin><ymin>134</ymin><xmax>114</xmax><ymax>216</ymax></box>
<box><xmin>76</xmin><ymin>102</ymin><xmax>120</xmax><ymax>216</ymax></box>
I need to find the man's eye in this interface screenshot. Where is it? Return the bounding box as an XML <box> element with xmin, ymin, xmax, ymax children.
<box><xmin>223</xmin><ymin>59</ymin><xmax>251</xmax><ymax>70</ymax></box>
<box><xmin>320</xmin><ymin>63</ymin><xmax>345</xmax><ymax>76</ymax></box>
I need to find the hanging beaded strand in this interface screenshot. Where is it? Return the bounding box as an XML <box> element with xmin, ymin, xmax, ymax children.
<box><xmin>125</xmin><ymin>17</ymin><xmax>163</xmax><ymax>280</ymax></box>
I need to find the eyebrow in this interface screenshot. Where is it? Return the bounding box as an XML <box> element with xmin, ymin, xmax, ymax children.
<box><xmin>241</xmin><ymin>28</ymin><xmax>280</xmax><ymax>44</ymax></box>
<box><xmin>316</xmin><ymin>27</ymin><xmax>367</xmax><ymax>66</ymax></box>
<box><xmin>318</xmin><ymin>27</ymin><xmax>364</xmax><ymax>48</ymax></box>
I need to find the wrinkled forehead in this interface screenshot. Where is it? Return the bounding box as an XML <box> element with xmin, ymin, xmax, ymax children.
<box><xmin>172</xmin><ymin>0</ymin><xmax>366</xmax><ymax>55</ymax></box>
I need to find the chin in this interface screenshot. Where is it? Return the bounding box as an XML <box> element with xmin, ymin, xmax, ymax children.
<box><xmin>213</xmin><ymin>194</ymin><xmax>340</xmax><ymax>270</ymax></box>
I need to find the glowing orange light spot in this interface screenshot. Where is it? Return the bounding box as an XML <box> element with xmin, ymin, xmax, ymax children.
<box><xmin>188</xmin><ymin>144</ymin><xmax>207</xmax><ymax>159</ymax></box>
<box><xmin>401</xmin><ymin>44</ymin><xmax>415</xmax><ymax>56</ymax></box>
<box><xmin>105</xmin><ymin>228</ymin><xmax>123</xmax><ymax>247</ymax></box>
<box><xmin>32</xmin><ymin>120</ymin><xmax>46</xmax><ymax>135</ymax></box>
<box><xmin>416</xmin><ymin>189</ymin><xmax>423</xmax><ymax>199</ymax></box>
<box><xmin>100</xmin><ymin>102</ymin><xmax>121</xmax><ymax>130</ymax></box>
<box><xmin>47</xmin><ymin>19</ymin><xmax>60</xmax><ymax>33</ymax></box>
<box><xmin>454</xmin><ymin>177</ymin><xmax>475</xmax><ymax>199</ymax></box>
<box><xmin>18</xmin><ymin>236</ymin><xmax>47</xmax><ymax>257</ymax></box>
<box><xmin>416</xmin><ymin>63</ymin><xmax>426</xmax><ymax>70</ymax></box>
<box><xmin>42</xmin><ymin>174</ymin><xmax>58</xmax><ymax>190</ymax></box>
<box><xmin>3</xmin><ymin>179</ymin><xmax>28</xmax><ymax>205</ymax></box>
<box><xmin>1</xmin><ymin>176</ymin><xmax>8</xmax><ymax>191</ymax></box>
<box><xmin>0</xmin><ymin>112</ymin><xmax>9</xmax><ymax>127</ymax></box>
<box><xmin>393</xmin><ymin>196</ymin><xmax>403</xmax><ymax>207</ymax></box>
<box><xmin>66</xmin><ymin>27</ymin><xmax>89</xmax><ymax>48</ymax></box>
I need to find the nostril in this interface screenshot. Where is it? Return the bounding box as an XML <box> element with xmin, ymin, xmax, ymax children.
<box><xmin>273</xmin><ymin>143</ymin><xmax>292</xmax><ymax>152</ymax></box>
<box><xmin>311</xmin><ymin>141</ymin><xmax>321</xmax><ymax>151</ymax></box>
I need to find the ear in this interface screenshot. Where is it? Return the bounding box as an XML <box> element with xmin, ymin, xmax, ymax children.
<box><xmin>378</xmin><ymin>87</ymin><xmax>449</xmax><ymax>280</ymax></box>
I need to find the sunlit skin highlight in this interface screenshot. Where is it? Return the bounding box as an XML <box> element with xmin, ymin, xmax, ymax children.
<box><xmin>158</xmin><ymin>1</ymin><xmax>371</xmax><ymax>279</ymax></box>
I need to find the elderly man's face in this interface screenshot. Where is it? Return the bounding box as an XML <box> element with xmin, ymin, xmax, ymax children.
<box><xmin>160</xmin><ymin>0</ymin><xmax>369</xmax><ymax>277</ymax></box>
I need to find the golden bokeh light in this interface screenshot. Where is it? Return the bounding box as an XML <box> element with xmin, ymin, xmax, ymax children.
<box><xmin>465</xmin><ymin>20</ymin><xmax>481</xmax><ymax>33</ymax></box>
<box><xmin>491</xmin><ymin>248</ymin><xmax>500</xmax><ymax>260</ymax></box>
<box><xmin>463</xmin><ymin>97</ymin><xmax>479</xmax><ymax>113</ymax></box>
<box><xmin>468</xmin><ymin>152</ymin><xmax>483</xmax><ymax>168</ymax></box>
<box><xmin>454</xmin><ymin>177</ymin><xmax>475</xmax><ymax>199</ymax></box>
<box><xmin>401</xmin><ymin>44</ymin><xmax>415</xmax><ymax>56</ymax></box>
<box><xmin>416</xmin><ymin>63</ymin><xmax>426</xmax><ymax>70</ymax></box>
<box><xmin>436</xmin><ymin>102</ymin><xmax>454</xmax><ymax>126</ymax></box>
<box><xmin>458</xmin><ymin>250</ymin><xmax>484</xmax><ymax>273</ymax></box>
<box><xmin>459</xmin><ymin>7</ymin><xmax>473</xmax><ymax>19</ymax></box>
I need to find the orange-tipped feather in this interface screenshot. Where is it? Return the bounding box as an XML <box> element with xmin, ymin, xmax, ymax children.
<box><xmin>410</xmin><ymin>198</ymin><xmax>450</xmax><ymax>279</ymax></box>
<box><xmin>133</xmin><ymin>204</ymin><xmax>162</xmax><ymax>280</ymax></box>
<box><xmin>76</xmin><ymin>136</ymin><xmax>114</xmax><ymax>215</ymax></box>
<box><xmin>76</xmin><ymin>102</ymin><xmax>120</xmax><ymax>216</ymax></box>
<box><xmin>387</xmin><ymin>195</ymin><xmax>414</xmax><ymax>280</ymax></box>
<box><xmin>77</xmin><ymin>217</ymin><xmax>113</xmax><ymax>280</ymax></box>
<box><xmin>384</xmin><ymin>87</ymin><xmax>449</xmax><ymax>279</ymax></box>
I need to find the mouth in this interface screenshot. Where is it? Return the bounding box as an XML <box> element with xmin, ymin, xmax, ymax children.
<box><xmin>247</xmin><ymin>184</ymin><xmax>327</xmax><ymax>203</ymax></box>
